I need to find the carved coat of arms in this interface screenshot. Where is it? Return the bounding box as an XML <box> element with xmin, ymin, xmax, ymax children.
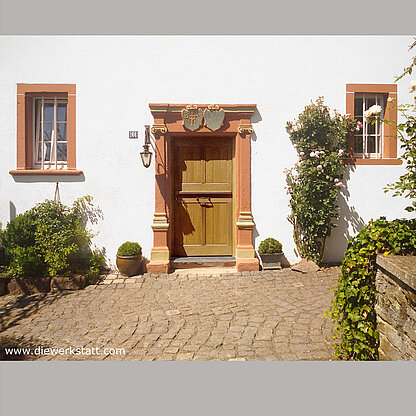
<box><xmin>181</xmin><ymin>105</ymin><xmax>204</xmax><ymax>131</ymax></box>
<box><xmin>203</xmin><ymin>105</ymin><xmax>225</xmax><ymax>131</ymax></box>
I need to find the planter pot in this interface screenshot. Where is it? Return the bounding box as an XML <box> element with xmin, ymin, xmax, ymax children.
<box><xmin>259</xmin><ymin>253</ymin><xmax>284</xmax><ymax>270</ymax></box>
<box><xmin>116</xmin><ymin>254</ymin><xmax>142</xmax><ymax>277</ymax></box>
<box><xmin>7</xmin><ymin>277</ymin><xmax>51</xmax><ymax>296</ymax></box>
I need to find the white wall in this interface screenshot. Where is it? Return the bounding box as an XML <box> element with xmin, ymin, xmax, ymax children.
<box><xmin>0</xmin><ymin>36</ymin><xmax>414</xmax><ymax>266</ymax></box>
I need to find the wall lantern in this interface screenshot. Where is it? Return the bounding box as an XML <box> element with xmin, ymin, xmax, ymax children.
<box><xmin>140</xmin><ymin>125</ymin><xmax>153</xmax><ymax>168</ymax></box>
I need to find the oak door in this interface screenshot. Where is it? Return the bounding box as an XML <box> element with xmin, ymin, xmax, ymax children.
<box><xmin>173</xmin><ymin>137</ymin><xmax>233</xmax><ymax>256</ymax></box>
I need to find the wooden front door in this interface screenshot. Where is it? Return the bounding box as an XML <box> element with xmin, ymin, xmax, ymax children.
<box><xmin>173</xmin><ymin>137</ymin><xmax>233</xmax><ymax>256</ymax></box>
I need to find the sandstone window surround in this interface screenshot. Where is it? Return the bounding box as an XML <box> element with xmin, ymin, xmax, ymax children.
<box><xmin>345</xmin><ymin>84</ymin><xmax>401</xmax><ymax>166</ymax></box>
<box><xmin>10</xmin><ymin>84</ymin><xmax>82</xmax><ymax>176</ymax></box>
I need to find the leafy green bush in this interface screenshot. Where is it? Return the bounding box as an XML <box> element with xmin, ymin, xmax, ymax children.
<box><xmin>258</xmin><ymin>238</ymin><xmax>283</xmax><ymax>254</ymax></box>
<box><xmin>285</xmin><ymin>97</ymin><xmax>356</xmax><ymax>264</ymax></box>
<box><xmin>1</xmin><ymin>197</ymin><xmax>104</xmax><ymax>279</ymax></box>
<box><xmin>0</xmin><ymin>222</ymin><xmax>9</xmax><ymax>269</ymax></box>
<box><xmin>85</xmin><ymin>252</ymin><xmax>106</xmax><ymax>285</ymax></box>
<box><xmin>117</xmin><ymin>242</ymin><xmax>141</xmax><ymax>257</ymax></box>
<box><xmin>329</xmin><ymin>217</ymin><xmax>416</xmax><ymax>360</ymax></box>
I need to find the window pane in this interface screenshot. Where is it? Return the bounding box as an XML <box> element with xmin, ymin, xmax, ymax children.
<box><xmin>37</xmin><ymin>143</ymin><xmax>42</xmax><ymax>162</ymax></box>
<box><xmin>57</xmin><ymin>123</ymin><xmax>67</xmax><ymax>141</ymax></box>
<box><xmin>44</xmin><ymin>104</ymin><xmax>54</xmax><ymax>122</ymax></box>
<box><xmin>354</xmin><ymin>98</ymin><xmax>363</xmax><ymax>116</ymax></box>
<box><xmin>367</xmin><ymin>121</ymin><xmax>376</xmax><ymax>135</ymax></box>
<box><xmin>354</xmin><ymin>135</ymin><xmax>363</xmax><ymax>153</ymax></box>
<box><xmin>367</xmin><ymin>136</ymin><xmax>376</xmax><ymax>153</ymax></box>
<box><xmin>57</xmin><ymin>104</ymin><xmax>67</xmax><ymax>122</ymax></box>
<box><xmin>57</xmin><ymin>143</ymin><xmax>67</xmax><ymax>161</ymax></box>
<box><xmin>44</xmin><ymin>123</ymin><xmax>53</xmax><ymax>142</ymax></box>
<box><xmin>44</xmin><ymin>143</ymin><xmax>51</xmax><ymax>161</ymax></box>
<box><xmin>366</xmin><ymin>97</ymin><xmax>376</xmax><ymax>108</ymax></box>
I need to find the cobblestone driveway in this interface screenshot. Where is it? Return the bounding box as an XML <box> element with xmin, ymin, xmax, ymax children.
<box><xmin>0</xmin><ymin>267</ymin><xmax>340</xmax><ymax>361</ymax></box>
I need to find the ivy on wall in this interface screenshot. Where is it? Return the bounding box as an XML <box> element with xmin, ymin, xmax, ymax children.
<box><xmin>329</xmin><ymin>217</ymin><xmax>416</xmax><ymax>360</ymax></box>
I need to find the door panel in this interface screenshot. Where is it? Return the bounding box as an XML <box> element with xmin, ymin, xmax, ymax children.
<box><xmin>173</xmin><ymin>137</ymin><xmax>233</xmax><ymax>256</ymax></box>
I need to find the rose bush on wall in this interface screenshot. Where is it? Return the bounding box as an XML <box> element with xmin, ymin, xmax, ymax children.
<box><xmin>284</xmin><ymin>97</ymin><xmax>356</xmax><ymax>264</ymax></box>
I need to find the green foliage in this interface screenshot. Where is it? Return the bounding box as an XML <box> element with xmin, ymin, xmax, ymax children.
<box><xmin>258</xmin><ymin>238</ymin><xmax>282</xmax><ymax>254</ymax></box>
<box><xmin>384</xmin><ymin>40</ymin><xmax>416</xmax><ymax>213</ymax></box>
<box><xmin>85</xmin><ymin>252</ymin><xmax>106</xmax><ymax>285</ymax></box>
<box><xmin>285</xmin><ymin>97</ymin><xmax>357</xmax><ymax>264</ymax></box>
<box><xmin>117</xmin><ymin>242</ymin><xmax>141</xmax><ymax>257</ymax></box>
<box><xmin>0</xmin><ymin>223</ymin><xmax>7</xmax><ymax>269</ymax></box>
<box><xmin>1</xmin><ymin>197</ymin><xmax>104</xmax><ymax>279</ymax></box>
<box><xmin>394</xmin><ymin>37</ymin><xmax>416</xmax><ymax>82</ymax></box>
<box><xmin>329</xmin><ymin>217</ymin><xmax>416</xmax><ymax>360</ymax></box>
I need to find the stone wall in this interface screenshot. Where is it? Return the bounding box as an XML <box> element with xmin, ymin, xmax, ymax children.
<box><xmin>375</xmin><ymin>255</ymin><xmax>416</xmax><ymax>360</ymax></box>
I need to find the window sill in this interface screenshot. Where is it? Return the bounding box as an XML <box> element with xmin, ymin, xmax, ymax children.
<box><xmin>9</xmin><ymin>169</ymin><xmax>84</xmax><ymax>176</ymax></box>
<box><xmin>343</xmin><ymin>158</ymin><xmax>402</xmax><ymax>166</ymax></box>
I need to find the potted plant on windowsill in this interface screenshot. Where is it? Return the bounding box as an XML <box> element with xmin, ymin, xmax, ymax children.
<box><xmin>258</xmin><ymin>238</ymin><xmax>283</xmax><ymax>270</ymax></box>
<box><xmin>116</xmin><ymin>242</ymin><xmax>142</xmax><ymax>277</ymax></box>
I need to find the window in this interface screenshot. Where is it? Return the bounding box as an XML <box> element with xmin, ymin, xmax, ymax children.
<box><xmin>34</xmin><ymin>97</ymin><xmax>68</xmax><ymax>168</ymax></box>
<box><xmin>353</xmin><ymin>93</ymin><xmax>385</xmax><ymax>158</ymax></box>
<box><xmin>10</xmin><ymin>84</ymin><xmax>82</xmax><ymax>175</ymax></box>
<box><xmin>346</xmin><ymin>84</ymin><xmax>401</xmax><ymax>165</ymax></box>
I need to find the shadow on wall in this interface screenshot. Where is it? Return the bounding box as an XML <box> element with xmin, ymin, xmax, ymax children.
<box><xmin>9</xmin><ymin>201</ymin><xmax>16</xmax><ymax>221</ymax></box>
<box><xmin>324</xmin><ymin>166</ymin><xmax>366</xmax><ymax>263</ymax></box>
<box><xmin>250</xmin><ymin>107</ymin><xmax>262</xmax><ymax>142</ymax></box>
<box><xmin>11</xmin><ymin>173</ymin><xmax>85</xmax><ymax>184</ymax></box>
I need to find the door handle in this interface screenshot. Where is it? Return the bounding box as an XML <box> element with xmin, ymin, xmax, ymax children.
<box><xmin>197</xmin><ymin>196</ymin><xmax>211</xmax><ymax>205</ymax></box>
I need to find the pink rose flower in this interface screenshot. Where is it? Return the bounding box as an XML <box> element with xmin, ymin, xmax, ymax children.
<box><xmin>317</xmin><ymin>165</ymin><xmax>323</xmax><ymax>171</ymax></box>
<box><xmin>338</xmin><ymin>149</ymin><xmax>344</xmax><ymax>157</ymax></box>
<box><xmin>311</xmin><ymin>143</ymin><xmax>316</xmax><ymax>147</ymax></box>
<box><xmin>299</xmin><ymin>151</ymin><xmax>305</xmax><ymax>156</ymax></box>
<box><xmin>336</xmin><ymin>182</ymin><xmax>345</xmax><ymax>188</ymax></box>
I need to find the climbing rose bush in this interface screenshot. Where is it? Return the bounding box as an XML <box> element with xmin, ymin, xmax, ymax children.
<box><xmin>284</xmin><ymin>97</ymin><xmax>357</xmax><ymax>264</ymax></box>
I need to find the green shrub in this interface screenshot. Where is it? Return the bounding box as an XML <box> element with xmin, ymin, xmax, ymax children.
<box><xmin>258</xmin><ymin>238</ymin><xmax>283</xmax><ymax>254</ymax></box>
<box><xmin>117</xmin><ymin>242</ymin><xmax>141</xmax><ymax>257</ymax></box>
<box><xmin>1</xmin><ymin>197</ymin><xmax>103</xmax><ymax>279</ymax></box>
<box><xmin>329</xmin><ymin>217</ymin><xmax>416</xmax><ymax>360</ymax></box>
<box><xmin>0</xmin><ymin>222</ymin><xmax>9</xmax><ymax>269</ymax></box>
<box><xmin>85</xmin><ymin>252</ymin><xmax>106</xmax><ymax>285</ymax></box>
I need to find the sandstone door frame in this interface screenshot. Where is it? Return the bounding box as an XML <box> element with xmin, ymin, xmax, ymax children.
<box><xmin>147</xmin><ymin>103</ymin><xmax>259</xmax><ymax>273</ymax></box>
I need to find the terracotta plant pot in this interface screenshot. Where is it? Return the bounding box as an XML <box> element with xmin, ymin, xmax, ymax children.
<box><xmin>259</xmin><ymin>253</ymin><xmax>284</xmax><ymax>270</ymax></box>
<box><xmin>116</xmin><ymin>255</ymin><xmax>142</xmax><ymax>277</ymax></box>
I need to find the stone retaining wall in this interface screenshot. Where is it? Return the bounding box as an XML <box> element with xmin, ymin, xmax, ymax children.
<box><xmin>375</xmin><ymin>255</ymin><xmax>416</xmax><ymax>360</ymax></box>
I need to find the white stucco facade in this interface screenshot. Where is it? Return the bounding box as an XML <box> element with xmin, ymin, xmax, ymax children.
<box><xmin>0</xmin><ymin>36</ymin><xmax>414</xmax><ymax>267</ymax></box>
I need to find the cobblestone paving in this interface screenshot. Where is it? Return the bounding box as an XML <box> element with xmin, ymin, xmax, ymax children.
<box><xmin>0</xmin><ymin>267</ymin><xmax>340</xmax><ymax>361</ymax></box>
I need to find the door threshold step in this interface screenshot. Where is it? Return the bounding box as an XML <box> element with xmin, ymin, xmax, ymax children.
<box><xmin>171</xmin><ymin>256</ymin><xmax>236</xmax><ymax>269</ymax></box>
